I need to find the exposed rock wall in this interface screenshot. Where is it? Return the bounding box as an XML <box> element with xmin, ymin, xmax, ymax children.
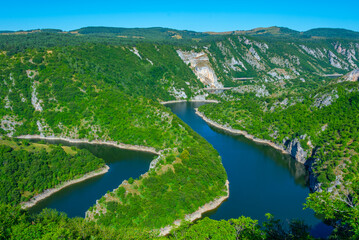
<box><xmin>342</xmin><ymin>68</ymin><xmax>359</xmax><ymax>82</ymax></box>
<box><xmin>285</xmin><ymin>138</ymin><xmax>308</xmax><ymax>164</ymax></box>
<box><xmin>176</xmin><ymin>50</ymin><xmax>223</xmax><ymax>88</ymax></box>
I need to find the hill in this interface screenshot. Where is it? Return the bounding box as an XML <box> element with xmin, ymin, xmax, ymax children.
<box><xmin>303</xmin><ymin>28</ymin><xmax>359</xmax><ymax>39</ymax></box>
<box><xmin>1</xmin><ymin>25</ymin><xmax>359</xmax><ymax>238</ymax></box>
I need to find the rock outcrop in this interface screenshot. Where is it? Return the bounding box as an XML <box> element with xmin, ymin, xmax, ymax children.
<box><xmin>285</xmin><ymin>138</ymin><xmax>308</xmax><ymax>164</ymax></box>
<box><xmin>313</xmin><ymin>92</ymin><xmax>339</xmax><ymax>109</ymax></box>
<box><xmin>342</xmin><ymin>69</ymin><xmax>359</xmax><ymax>82</ymax></box>
<box><xmin>306</xmin><ymin>158</ymin><xmax>322</xmax><ymax>192</ymax></box>
<box><xmin>176</xmin><ymin>50</ymin><xmax>223</xmax><ymax>88</ymax></box>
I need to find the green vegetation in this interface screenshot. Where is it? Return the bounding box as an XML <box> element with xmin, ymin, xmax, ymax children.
<box><xmin>0</xmin><ymin>38</ymin><xmax>228</xmax><ymax>231</ymax></box>
<box><xmin>88</xmin><ymin>134</ymin><xmax>226</xmax><ymax>229</ymax></box>
<box><xmin>0</xmin><ymin>204</ymin><xmax>157</xmax><ymax>240</ymax></box>
<box><xmin>0</xmin><ymin>28</ymin><xmax>225</xmax><ymax>56</ymax></box>
<box><xmin>1</xmin><ymin>26</ymin><xmax>359</xmax><ymax>239</ymax></box>
<box><xmin>201</xmin><ymin>35</ymin><xmax>358</xmax><ymax>91</ymax></box>
<box><xmin>199</xmin><ymin>81</ymin><xmax>359</xmax><ymax>237</ymax></box>
<box><xmin>302</xmin><ymin>28</ymin><xmax>359</xmax><ymax>39</ymax></box>
<box><xmin>167</xmin><ymin>214</ymin><xmax>314</xmax><ymax>239</ymax></box>
<box><xmin>0</xmin><ymin>204</ymin><xmax>315</xmax><ymax>240</ymax></box>
<box><xmin>0</xmin><ymin>138</ymin><xmax>105</xmax><ymax>205</ymax></box>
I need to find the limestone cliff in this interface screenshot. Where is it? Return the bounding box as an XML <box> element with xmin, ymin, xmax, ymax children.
<box><xmin>341</xmin><ymin>68</ymin><xmax>359</xmax><ymax>82</ymax></box>
<box><xmin>176</xmin><ymin>50</ymin><xmax>223</xmax><ymax>88</ymax></box>
<box><xmin>284</xmin><ymin>138</ymin><xmax>308</xmax><ymax>164</ymax></box>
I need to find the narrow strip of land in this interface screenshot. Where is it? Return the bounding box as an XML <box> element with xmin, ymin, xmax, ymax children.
<box><xmin>160</xmin><ymin>99</ymin><xmax>219</xmax><ymax>104</ymax></box>
<box><xmin>17</xmin><ymin>135</ymin><xmax>159</xmax><ymax>155</ymax></box>
<box><xmin>195</xmin><ymin>108</ymin><xmax>289</xmax><ymax>155</ymax></box>
<box><xmin>21</xmin><ymin>165</ymin><xmax>110</xmax><ymax>209</ymax></box>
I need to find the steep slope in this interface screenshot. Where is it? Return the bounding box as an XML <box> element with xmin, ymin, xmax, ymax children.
<box><xmin>2</xmin><ymin>26</ymin><xmax>359</xmax><ymax>237</ymax></box>
<box><xmin>198</xmin><ymin>81</ymin><xmax>359</xmax><ymax>236</ymax></box>
<box><xmin>0</xmin><ymin>44</ymin><xmax>227</xmax><ymax>231</ymax></box>
<box><xmin>0</xmin><ymin>138</ymin><xmax>106</xmax><ymax>206</ymax></box>
<box><xmin>174</xmin><ymin>36</ymin><xmax>359</xmax><ymax>96</ymax></box>
<box><xmin>0</xmin><ymin>43</ymin><xmax>206</xmax><ymax>139</ymax></box>
<box><xmin>177</xmin><ymin>50</ymin><xmax>223</xmax><ymax>88</ymax></box>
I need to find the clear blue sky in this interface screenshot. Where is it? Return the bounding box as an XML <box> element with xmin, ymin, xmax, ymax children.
<box><xmin>2</xmin><ymin>0</ymin><xmax>359</xmax><ymax>32</ymax></box>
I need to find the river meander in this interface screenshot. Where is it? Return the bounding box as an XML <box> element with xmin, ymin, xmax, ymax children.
<box><xmin>29</xmin><ymin>101</ymin><xmax>331</xmax><ymax>237</ymax></box>
<box><xmin>167</xmin><ymin>102</ymin><xmax>332</xmax><ymax>238</ymax></box>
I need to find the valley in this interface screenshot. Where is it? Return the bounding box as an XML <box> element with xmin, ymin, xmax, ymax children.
<box><xmin>0</xmin><ymin>26</ymin><xmax>359</xmax><ymax>239</ymax></box>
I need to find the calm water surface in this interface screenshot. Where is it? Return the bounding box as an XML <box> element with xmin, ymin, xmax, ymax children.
<box><xmin>28</xmin><ymin>140</ymin><xmax>154</xmax><ymax>218</ymax></box>
<box><xmin>29</xmin><ymin>102</ymin><xmax>331</xmax><ymax>237</ymax></box>
<box><xmin>166</xmin><ymin>102</ymin><xmax>332</xmax><ymax>238</ymax></box>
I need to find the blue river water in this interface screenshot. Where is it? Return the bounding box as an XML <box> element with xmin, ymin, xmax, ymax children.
<box><xmin>29</xmin><ymin>102</ymin><xmax>332</xmax><ymax>238</ymax></box>
<box><xmin>167</xmin><ymin>102</ymin><xmax>332</xmax><ymax>238</ymax></box>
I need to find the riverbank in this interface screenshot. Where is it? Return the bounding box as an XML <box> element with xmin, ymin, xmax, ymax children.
<box><xmin>17</xmin><ymin>135</ymin><xmax>159</xmax><ymax>155</ymax></box>
<box><xmin>161</xmin><ymin>99</ymin><xmax>219</xmax><ymax>105</ymax></box>
<box><xmin>21</xmin><ymin>165</ymin><xmax>110</xmax><ymax>209</ymax></box>
<box><xmin>159</xmin><ymin>180</ymin><xmax>230</xmax><ymax>236</ymax></box>
<box><xmin>195</xmin><ymin>108</ymin><xmax>289</xmax><ymax>155</ymax></box>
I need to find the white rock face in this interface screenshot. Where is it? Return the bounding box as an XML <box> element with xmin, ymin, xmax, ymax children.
<box><xmin>249</xmin><ymin>47</ymin><xmax>261</xmax><ymax>61</ymax></box>
<box><xmin>26</xmin><ymin>70</ymin><xmax>38</xmax><ymax>79</ymax></box>
<box><xmin>4</xmin><ymin>96</ymin><xmax>12</xmax><ymax>110</ymax></box>
<box><xmin>177</xmin><ymin>50</ymin><xmax>223</xmax><ymax>88</ymax></box>
<box><xmin>244</xmin><ymin>48</ymin><xmax>266</xmax><ymax>71</ymax></box>
<box><xmin>286</xmin><ymin>138</ymin><xmax>308</xmax><ymax>164</ymax></box>
<box><xmin>146</xmin><ymin>58</ymin><xmax>153</xmax><ymax>65</ymax></box>
<box><xmin>26</xmin><ymin>70</ymin><xmax>43</xmax><ymax>111</ymax></box>
<box><xmin>255</xmin><ymin>85</ymin><xmax>270</xmax><ymax>97</ymax></box>
<box><xmin>225</xmin><ymin>57</ymin><xmax>246</xmax><ymax>71</ymax></box>
<box><xmin>328</xmin><ymin>51</ymin><xmax>343</xmax><ymax>69</ymax></box>
<box><xmin>9</xmin><ymin>73</ymin><xmax>15</xmax><ymax>86</ymax></box>
<box><xmin>1</xmin><ymin>116</ymin><xmax>22</xmax><ymax>137</ymax></box>
<box><xmin>334</xmin><ymin>43</ymin><xmax>357</xmax><ymax>68</ymax></box>
<box><xmin>267</xmin><ymin>68</ymin><xmax>293</xmax><ymax>80</ymax></box>
<box><xmin>299</xmin><ymin>45</ymin><xmax>325</xmax><ymax>59</ymax></box>
<box><xmin>216</xmin><ymin>42</ymin><xmax>231</xmax><ymax>56</ymax></box>
<box><xmin>313</xmin><ymin>91</ymin><xmax>339</xmax><ymax>108</ymax></box>
<box><xmin>31</xmin><ymin>83</ymin><xmax>43</xmax><ymax>112</ymax></box>
<box><xmin>37</xmin><ymin>120</ymin><xmax>45</xmax><ymax>137</ymax></box>
<box><xmin>254</xmin><ymin>41</ymin><xmax>269</xmax><ymax>53</ymax></box>
<box><xmin>192</xmin><ymin>94</ymin><xmax>208</xmax><ymax>101</ymax></box>
<box><xmin>129</xmin><ymin>47</ymin><xmax>142</xmax><ymax>59</ymax></box>
<box><xmin>342</xmin><ymin>69</ymin><xmax>359</xmax><ymax>82</ymax></box>
<box><xmin>170</xmin><ymin>87</ymin><xmax>187</xmax><ymax>99</ymax></box>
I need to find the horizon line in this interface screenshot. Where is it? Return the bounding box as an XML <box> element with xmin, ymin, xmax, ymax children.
<box><xmin>1</xmin><ymin>25</ymin><xmax>358</xmax><ymax>34</ymax></box>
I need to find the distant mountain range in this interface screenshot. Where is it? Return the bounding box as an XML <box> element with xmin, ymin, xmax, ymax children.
<box><xmin>1</xmin><ymin>26</ymin><xmax>359</xmax><ymax>40</ymax></box>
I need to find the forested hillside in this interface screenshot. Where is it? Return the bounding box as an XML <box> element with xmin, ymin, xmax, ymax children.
<box><xmin>0</xmin><ymin>138</ymin><xmax>105</xmax><ymax>205</ymax></box>
<box><xmin>0</xmin><ymin>36</ymin><xmax>228</xmax><ymax>233</ymax></box>
<box><xmin>0</xmin><ymin>205</ymin><xmax>315</xmax><ymax>239</ymax></box>
<box><xmin>1</xmin><ymin>26</ymin><xmax>359</xmax><ymax>239</ymax></box>
<box><xmin>179</xmin><ymin>36</ymin><xmax>359</xmax><ymax>93</ymax></box>
<box><xmin>0</xmin><ymin>43</ymin><xmax>208</xmax><ymax>140</ymax></box>
<box><xmin>199</xmin><ymin>80</ymin><xmax>359</xmax><ymax>237</ymax></box>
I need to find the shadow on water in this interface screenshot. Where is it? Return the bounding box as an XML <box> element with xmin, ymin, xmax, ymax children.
<box><xmin>214</xmin><ymin>127</ymin><xmax>310</xmax><ymax>188</ymax></box>
<box><xmin>28</xmin><ymin>139</ymin><xmax>155</xmax><ymax>218</ymax></box>
<box><xmin>166</xmin><ymin>101</ymin><xmax>332</xmax><ymax>238</ymax></box>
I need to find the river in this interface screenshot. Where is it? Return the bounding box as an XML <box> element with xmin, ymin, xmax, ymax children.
<box><xmin>166</xmin><ymin>102</ymin><xmax>332</xmax><ymax>238</ymax></box>
<box><xmin>29</xmin><ymin>101</ymin><xmax>332</xmax><ymax>237</ymax></box>
<box><xmin>28</xmin><ymin>140</ymin><xmax>155</xmax><ymax>218</ymax></box>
